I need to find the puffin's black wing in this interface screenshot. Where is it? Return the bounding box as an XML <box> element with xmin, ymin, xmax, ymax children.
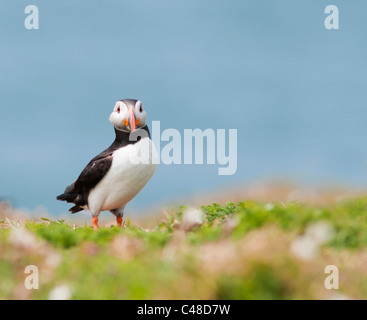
<box><xmin>56</xmin><ymin>152</ymin><xmax>114</xmax><ymax>213</ymax></box>
<box><xmin>57</xmin><ymin>126</ymin><xmax>151</xmax><ymax>213</ymax></box>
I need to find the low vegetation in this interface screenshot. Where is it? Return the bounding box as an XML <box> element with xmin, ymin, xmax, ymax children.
<box><xmin>1</xmin><ymin>197</ymin><xmax>367</xmax><ymax>300</ymax></box>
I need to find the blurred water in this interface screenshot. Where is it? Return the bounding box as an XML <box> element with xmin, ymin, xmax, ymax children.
<box><xmin>1</xmin><ymin>0</ymin><xmax>366</xmax><ymax>214</ymax></box>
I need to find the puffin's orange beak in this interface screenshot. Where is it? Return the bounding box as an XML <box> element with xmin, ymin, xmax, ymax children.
<box><xmin>130</xmin><ymin>108</ymin><xmax>136</xmax><ymax>132</ymax></box>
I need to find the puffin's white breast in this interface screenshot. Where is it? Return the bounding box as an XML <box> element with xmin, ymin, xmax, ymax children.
<box><xmin>88</xmin><ymin>137</ymin><xmax>157</xmax><ymax>213</ymax></box>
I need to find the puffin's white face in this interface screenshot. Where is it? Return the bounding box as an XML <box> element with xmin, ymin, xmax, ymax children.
<box><xmin>109</xmin><ymin>100</ymin><xmax>147</xmax><ymax>132</ymax></box>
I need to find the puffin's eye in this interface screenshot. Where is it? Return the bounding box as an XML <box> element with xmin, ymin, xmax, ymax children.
<box><xmin>139</xmin><ymin>105</ymin><xmax>143</xmax><ymax>113</ymax></box>
<box><xmin>117</xmin><ymin>107</ymin><xmax>120</xmax><ymax>113</ymax></box>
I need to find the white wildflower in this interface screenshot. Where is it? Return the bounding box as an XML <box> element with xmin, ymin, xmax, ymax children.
<box><xmin>290</xmin><ymin>221</ymin><xmax>334</xmax><ymax>261</ymax></box>
<box><xmin>9</xmin><ymin>228</ymin><xmax>40</xmax><ymax>250</ymax></box>
<box><xmin>181</xmin><ymin>208</ymin><xmax>203</xmax><ymax>232</ymax></box>
<box><xmin>306</xmin><ymin>222</ymin><xmax>334</xmax><ymax>245</ymax></box>
<box><xmin>48</xmin><ymin>285</ymin><xmax>72</xmax><ymax>300</ymax></box>
<box><xmin>290</xmin><ymin>235</ymin><xmax>319</xmax><ymax>261</ymax></box>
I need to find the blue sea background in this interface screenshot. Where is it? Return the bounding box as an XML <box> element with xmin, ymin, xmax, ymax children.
<box><xmin>1</xmin><ymin>0</ymin><xmax>366</xmax><ymax>215</ymax></box>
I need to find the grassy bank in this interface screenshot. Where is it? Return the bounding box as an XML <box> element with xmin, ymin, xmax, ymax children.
<box><xmin>1</xmin><ymin>197</ymin><xmax>367</xmax><ymax>300</ymax></box>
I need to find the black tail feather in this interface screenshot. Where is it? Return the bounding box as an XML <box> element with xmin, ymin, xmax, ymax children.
<box><xmin>69</xmin><ymin>205</ymin><xmax>84</xmax><ymax>214</ymax></box>
<box><xmin>57</xmin><ymin>193</ymin><xmax>83</xmax><ymax>214</ymax></box>
<box><xmin>57</xmin><ymin>193</ymin><xmax>76</xmax><ymax>203</ymax></box>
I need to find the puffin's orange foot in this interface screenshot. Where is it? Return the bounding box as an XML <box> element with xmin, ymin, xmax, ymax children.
<box><xmin>92</xmin><ymin>216</ymin><xmax>99</xmax><ymax>230</ymax></box>
<box><xmin>116</xmin><ymin>216</ymin><xmax>123</xmax><ymax>228</ymax></box>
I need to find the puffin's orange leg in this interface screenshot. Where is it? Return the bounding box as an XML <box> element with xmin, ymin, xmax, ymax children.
<box><xmin>116</xmin><ymin>216</ymin><xmax>123</xmax><ymax>228</ymax></box>
<box><xmin>92</xmin><ymin>216</ymin><xmax>99</xmax><ymax>230</ymax></box>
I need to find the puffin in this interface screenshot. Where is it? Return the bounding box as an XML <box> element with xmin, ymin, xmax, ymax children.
<box><xmin>57</xmin><ymin>99</ymin><xmax>157</xmax><ymax>229</ymax></box>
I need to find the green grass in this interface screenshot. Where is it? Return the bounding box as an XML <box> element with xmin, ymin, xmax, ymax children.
<box><xmin>2</xmin><ymin>198</ymin><xmax>367</xmax><ymax>299</ymax></box>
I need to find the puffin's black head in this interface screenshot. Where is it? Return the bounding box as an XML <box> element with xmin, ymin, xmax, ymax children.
<box><xmin>109</xmin><ymin>99</ymin><xmax>147</xmax><ymax>132</ymax></box>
